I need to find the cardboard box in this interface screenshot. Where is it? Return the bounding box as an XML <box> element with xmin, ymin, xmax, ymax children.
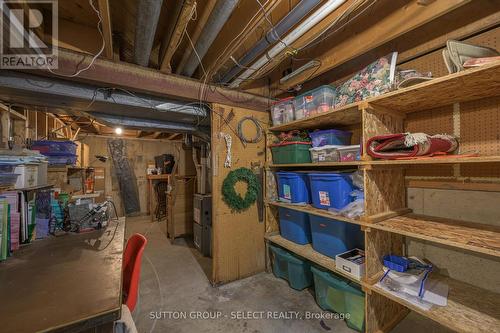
<box><xmin>335</xmin><ymin>249</ymin><xmax>365</xmax><ymax>279</ymax></box>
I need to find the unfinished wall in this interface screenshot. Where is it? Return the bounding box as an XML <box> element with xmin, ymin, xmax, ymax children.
<box><xmin>79</xmin><ymin>135</ymin><xmax>181</xmax><ymax>216</ymax></box>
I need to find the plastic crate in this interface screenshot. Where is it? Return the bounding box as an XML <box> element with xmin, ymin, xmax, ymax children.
<box><xmin>270</xmin><ymin>142</ymin><xmax>312</xmax><ymax>164</ymax></box>
<box><xmin>32</xmin><ymin>140</ymin><xmax>77</xmax><ymax>155</ymax></box>
<box><xmin>278</xmin><ymin>207</ymin><xmax>311</xmax><ymax>245</ymax></box>
<box><xmin>309</xmin><ymin>129</ymin><xmax>352</xmax><ymax>148</ymax></box>
<box><xmin>337</xmin><ymin>145</ymin><xmax>361</xmax><ymax>162</ymax></box>
<box><xmin>47</xmin><ymin>153</ymin><xmax>78</xmax><ymax>166</ymax></box>
<box><xmin>309</xmin><ymin>215</ymin><xmax>364</xmax><ymax>258</ymax></box>
<box><xmin>0</xmin><ymin>164</ymin><xmax>15</xmax><ymax>173</ymax></box>
<box><xmin>308</xmin><ymin>173</ymin><xmax>354</xmax><ymax>210</ymax></box>
<box><xmin>275</xmin><ymin>171</ymin><xmax>310</xmax><ymax>204</ymax></box>
<box><xmin>309</xmin><ymin>145</ymin><xmax>341</xmax><ymax>163</ymax></box>
<box><xmin>311</xmin><ymin>265</ymin><xmax>348</xmax><ymax>313</ymax></box>
<box><xmin>311</xmin><ymin>85</ymin><xmax>336</xmax><ymax>113</ymax></box>
<box><xmin>293</xmin><ymin>91</ymin><xmax>316</xmax><ymax>119</ymax></box>
<box><xmin>269</xmin><ymin>244</ymin><xmax>313</xmax><ymax>290</ymax></box>
<box><xmin>271</xmin><ymin>97</ymin><xmax>295</xmax><ymax>126</ymax></box>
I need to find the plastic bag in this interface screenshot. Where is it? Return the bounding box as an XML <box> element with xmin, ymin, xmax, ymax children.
<box><xmin>351</xmin><ymin>170</ymin><xmax>364</xmax><ymax>190</ymax></box>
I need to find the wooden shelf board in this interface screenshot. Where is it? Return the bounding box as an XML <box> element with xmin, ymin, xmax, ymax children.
<box><xmin>265</xmin><ymin>233</ymin><xmax>361</xmax><ymax>283</ymax></box>
<box><xmin>269</xmin><ymin>102</ymin><xmax>362</xmax><ymax>132</ymax></box>
<box><xmin>266</xmin><ymin>201</ymin><xmax>367</xmax><ymax>226</ymax></box>
<box><xmin>368</xmin><ymin>274</ymin><xmax>500</xmax><ymax>333</ymax></box>
<box><xmin>266</xmin><ymin>156</ymin><xmax>500</xmax><ymax>168</ymax></box>
<box><xmin>369</xmin><ymin>60</ymin><xmax>500</xmax><ymax>113</ymax></box>
<box><xmin>369</xmin><ymin>213</ymin><xmax>500</xmax><ymax>258</ymax></box>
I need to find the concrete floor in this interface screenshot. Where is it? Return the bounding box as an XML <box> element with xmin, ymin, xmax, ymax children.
<box><xmin>125</xmin><ymin>216</ymin><xmax>452</xmax><ymax>333</ymax></box>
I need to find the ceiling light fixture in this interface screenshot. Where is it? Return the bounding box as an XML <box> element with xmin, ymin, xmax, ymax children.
<box><xmin>115</xmin><ymin>127</ymin><xmax>123</xmax><ymax>135</ymax></box>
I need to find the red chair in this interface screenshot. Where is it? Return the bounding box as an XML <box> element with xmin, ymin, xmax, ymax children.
<box><xmin>122</xmin><ymin>233</ymin><xmax>147</xmax><ymax>312</ymax></box>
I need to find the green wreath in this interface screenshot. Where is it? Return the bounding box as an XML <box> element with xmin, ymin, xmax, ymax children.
<box><xmin>222</xmin><ymin>167</ymin><xmax>260</xmax><ymax>212</ymax></box>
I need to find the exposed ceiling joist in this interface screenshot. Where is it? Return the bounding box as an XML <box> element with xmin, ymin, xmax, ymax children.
<box><xmin>176</xmin><ymin>0</ymin><xmax>218</xmax><ymax>74</ymax></box>
<box><xmin>97</xmin><ymin>0</ymin><xmax>114</xmax><ymax>59</ymax></box>
<box><xmin>167</xmin><ymin>133</ymin><xmax>182</xmax><ymax>140</ymax></box>
<box><xmin>265</xmin><ymin>0</ymin><xmax>472</xmax><ymax>93</ymax></box>
<box><xmin>33</xmin><ymin>48</ymin><xmax>271</xmax><ymax>111</ymax></box>
<box><xmin>134</xmin><ymin>0</ymin><xmax>164</xmax><ymax>66</ymax></box>
<box><xmin>160</xmin><ymin>0</ymin><xmax>196</xmax><ymax>73</ymax></box>
<box><xmin>153</xmin><ymin>132</ymin><xmax>163</xmax><ymax>139</ymax></box>
<box><xmin>201</xmin><ymin>0</ymin><xmax>282</xmax><ymax>80</ymax></box>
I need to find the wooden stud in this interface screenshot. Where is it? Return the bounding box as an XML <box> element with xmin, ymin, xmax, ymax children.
<box><xmin>160</xmin><ymin>0</ymin><xmax>196</xmax><ymax>73</ymax></box>
<box><xmin>97</xmin><ymin>0</ymin><xmax>114</xmax><ymax>59</ymax></box>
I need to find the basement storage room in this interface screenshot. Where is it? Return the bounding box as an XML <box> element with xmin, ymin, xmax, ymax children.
<box><xmin>0</xmin><ymin>0</ymin><xmax>500</xmax><ymax>333</ymax></box>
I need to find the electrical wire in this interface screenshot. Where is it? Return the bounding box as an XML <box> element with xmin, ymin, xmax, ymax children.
<box><xmin>237</xmin><ymin>116</ymin><xmax>264</xmax><ymax>144</ymax></box>
<box><xmin>47</xmin><ymin>0</ymin><xmax>106</xmax><ymax>78</ymax></box>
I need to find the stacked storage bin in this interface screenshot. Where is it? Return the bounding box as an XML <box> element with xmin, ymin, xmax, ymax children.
<box><xmin>32</xmin><ymin>140</ymin><xmax>78</xmax><ymax>166</ymax></box>
<box><xmin>278</xmin><ymin>207</ymin><xmax>311</xmax><ymax>245</ymax></box>
<box><xmin>275</xmin><ymin>172</ymin><xmax>310</xmax><ymax>204</ymax></box>
<box><xmin>269</xmin><ymin>244</ymin><xmax>313</xmax><ymax>290</ymax></box>
<box><xmin>311</xmin><ymin>266</ymin><xmax>365</xmax><ymax>332</ymax></box>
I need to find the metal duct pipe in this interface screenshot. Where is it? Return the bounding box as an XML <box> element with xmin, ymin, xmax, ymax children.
<box><xmin>229</xmin><ymin>0</ymin><xmax>346</xmax><ymax>88</ymax></box>
<box><xmin>220</xmin><ymin>0</ymin><xmax>322</xmax><ymax>84</ymax></box>
<box><xmin>134</xmin><ymin>0</ymin><xmax>164</xmax><ymax>66</ymax></box>
<box><xmin>181</xmin><ymin>0</ymin><xmax>240</xmax><ymax>77</ymax></box>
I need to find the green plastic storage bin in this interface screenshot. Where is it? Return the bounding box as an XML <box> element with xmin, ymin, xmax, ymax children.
<box><xmin>269</xmin><ymin>244</ymin><xmax>313</xmax><ymax>290</ymax></box>
<box><xmin>345</xmin><ymin>283</ymin><xmax>365</xmax><ymax>332</ymax></box>
<box><xmin>311</xmin><ymin>266</ymin><xmax>365</xmax><ymax>332</ymax></box>
<box><xmin>311</xmin><ymin>265</ymin><xmax>348</xmax><ymax>314</ymax></box>
<box><xmin>270</xmin><ymin>142</ymin><xmax>312</xmax><ymax>164</ymax></box>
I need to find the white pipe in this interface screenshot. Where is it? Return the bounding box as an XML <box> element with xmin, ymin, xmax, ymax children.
<box><xmin>229</xmin><ymin>0</ymin><xmax>346</xmax><ymax>88</ymax></box>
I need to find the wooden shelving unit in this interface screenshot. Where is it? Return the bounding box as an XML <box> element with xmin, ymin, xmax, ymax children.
<box><xmin>265</xmin><ymin>233</ymin><xmax>361</xmax><ymax>283</ymax></box>
<box><xmin>264</xmin><ymin>63</ymin><xmax>500</xmax><ymax>333</ymax></box>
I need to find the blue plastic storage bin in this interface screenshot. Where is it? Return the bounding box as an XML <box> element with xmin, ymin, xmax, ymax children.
<box><xmin>309</xmin><ymin>215</ymin><xmax>364</xmax><ymax>258</ymax></box>
<box><xmin>309</xmin><ymin>129</ymin><xmax>352</xmax><ymax>147</ymax></box>
<box><xmin>278</xmin><ymin>207</ymin><xmax>311</xmax><ymax>245</ymax></box>
<box><xmin>269</xmin><ymin>244</ymin><xmax>313</xmax><ymax>290</ymax></box>
<box><xmin>46</xmin><ymin>153</ymin><xmax>78</xmax><ymax>166</ymax></box>
<box><xmin>32</xmin><ymin>140</ymin><xmax>77</xmax><ymax>155</ymax></box>
<box><xmin>275</xmin><ymin>172</ymin><xmax>310</xmax><ymax>204</ymax></box>
<box><xmin>308</xmin><ymin>173</ymin><xmax>354</xmax><ymax>210</ymax></box>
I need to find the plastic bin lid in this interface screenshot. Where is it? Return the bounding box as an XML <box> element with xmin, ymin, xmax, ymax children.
<box><xmin>309</xmin><ymin>129</ymin><xmax>352</xmax><ymax>136</ymax></box>
<box><xmin>270</xmin><ymin>141</ymin><xmax>312</xmax><ymax>147</ymax></box>
<box><xmin>33</xmin><ymin>140</ymin><xmax>76</xmax><ymax>145</ymax></box>
<box><xmin>269</xmin><ymin>244</ymin><xmax>306</xmax><ymax>265</ymax></box>
<box><xmin>336</xmin><ymin>145</ymin><xmax>360</xmax><ymax>151</ymax></box>
<box><xmin>309</xmin><ymin>145</ymin><xmax>349</xmax><ymax>151</ymax></box>
<box><xmin>272</xmin><ymin>96</ymin><xmax>294</xmax><ymax>104</ymax></box>
<box><xmin>311</xmin><ymin>265</ymin><xmax>349</xmax><ymax>285</ymax></box>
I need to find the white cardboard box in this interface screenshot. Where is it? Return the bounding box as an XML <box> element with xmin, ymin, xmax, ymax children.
<box><xmin>335</xmin><ymin>248</ymin><xmax>365</xmax><ymax>279</ymax></box>
<box><xmin>14</xmin><ymin>164</ymin><xmax>38</xmax><ymax>189</ymax></box>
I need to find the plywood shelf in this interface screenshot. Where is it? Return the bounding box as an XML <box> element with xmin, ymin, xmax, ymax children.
<box><xmin>370</xmin><ymin>60</ymin><xmax>500</xmax><ymax>113</ymax></box>
<box><xmin>368</xmin><ymin>274</ymin><xmax>500</xmax><ymax>333</ymax></box>
<box><xmin>266</xmin><ymin>201</ymin><xmax>366</xmax><ymax>226</ymax></box>
<box><xmin>267</xmin><ymin>156</ymin><xmax>500</xmax><ymax>168</ymax></box>
<box><xmin>369</xmin><ymin>213</ymin><xmax>500</xmax><ymax>258</ymax></box>
<box><xmin>269</xmin><ymin>102</ymin><xmax>362</xmax><ymax>132</ymax></box>
<box><xmin>265</xmin><ymin>233</ymin><xmax>361</xmax><ymax>283</ymax></box>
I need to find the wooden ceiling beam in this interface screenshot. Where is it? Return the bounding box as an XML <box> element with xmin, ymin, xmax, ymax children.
<box><xmin>97</xmin><ymin>0</ymin><xmax>114</xmax><ymax>59</ymax></box>
<box><xmin>166</xmin><ymin>133</ymin><xmax>181</xmax><ymax>140</ymax></box>
<box><xmin>160</xmin><ymin>0</ymin><xmax>196</xmax><ymax>73</ymax></box>
<box><xmin>176</xmin><ymin>0</ymin><xmax>218</xmax><ymax>74</ymax></box>
<box><xmin>34</xmin><ymin>48</ymin><xmax>271</xmax><ymax>111</ymax></box>
<box><xmin>153</xmin><ymin>132</ymin><xmax>163</xmax><ymax>139</ymax></box>
<box><xmin>256</xmin><ymin>0</ymin><xmax>472</xmax><ymax>94</ymax></box>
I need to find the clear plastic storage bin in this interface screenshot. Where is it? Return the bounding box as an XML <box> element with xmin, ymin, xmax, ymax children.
<box><xmin>337</xmin><ymin>145</ymin><xmax>361</xmax><ymax>162</ymax></box>
<box><xmin>271</xmin><ymin>97</ymin><xmax>295</xmax><ymax>126</ymax></box>
<box><xmin>293</xmin><ymin>92</ymin><xmax>316</xmax><ymax>119</ymax></box>
<box><xmin>312</xmin><ymin>85</ymin><xmax>336</xmax><ymax>113</ymax></box>
<box><xmin>309</xmin><ymin>145</ymin><xmax>341</xmax><ymax>163</ymax></box>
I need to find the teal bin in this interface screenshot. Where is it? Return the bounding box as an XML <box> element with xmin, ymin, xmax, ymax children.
<box><xmin>345</xmin><ymin>283</ymin><xmax>365</xmax><ymax>332</ymax></box>
<box><xmin>311</xmin><ymin>266</ymin><xmax>348</xmax><ymax>314</ymax></box>
<box><xmin>269</xmin><ymin>244</ymin><xmax>313</xmax><ymax>290</ymax></box>
<box><xmin>311</xmin><ymin>266</ymin><xmax>365</xmax><ymax>332</ymax></box>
